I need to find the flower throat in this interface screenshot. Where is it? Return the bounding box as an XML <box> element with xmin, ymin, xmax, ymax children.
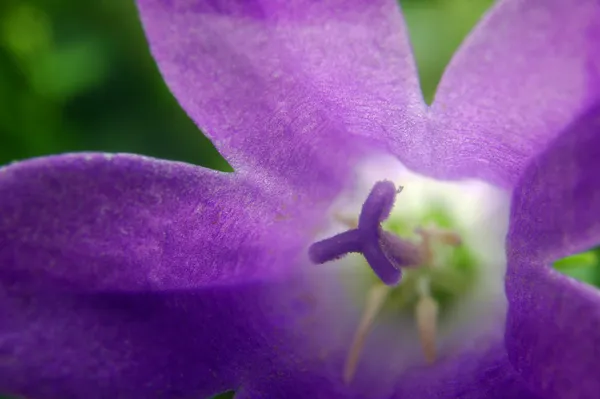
<box><xmin>309</xmin><ymin>180</ymin><xmax>477</xmax><ymax>383</ymax></box>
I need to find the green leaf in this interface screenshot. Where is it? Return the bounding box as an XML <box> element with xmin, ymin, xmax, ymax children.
<box><xmin>554</xmin><ymin>250</ymin><xmax>600</xmax><ymax>287</ymax></box>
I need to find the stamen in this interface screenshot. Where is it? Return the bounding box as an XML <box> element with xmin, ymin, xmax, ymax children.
<box><xmin>415</xmin><ymin>226</ymin><xmax>462</xmax><ymax>267</ymax></box>
<box><xmin>335</xmin><ymin>214</ymin><xmax>358</xmax><ymax>229</ymax></box>
<box><xmin>309</xmin><ymin>181</ymin><xmax>423</xmax><ymax>286</ymax></box>
<box><xmin>416</xmin><ymin>226</ymin><xmax>462</xmax><ymax>247</ymax></box>
<box><xmin>415</xmin><ymin>277</ymin><xmax>438</xmax><ymax>364</ymax></box>
<box><xmin>344</xmin><ymin>284</ymin><xmax>391</xmax><ymax>383</ymax></box>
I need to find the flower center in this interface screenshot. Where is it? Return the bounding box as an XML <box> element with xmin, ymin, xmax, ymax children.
<box><xmin>309</xmin><ymin>181</ymin><xmax>420</xmax><ymax>286</ymax></box>
<box><xmin>310</xmin><ymin>180</ymin><xmax>466</xmax><ymax>381</ymax></box>
<box><xmin>307</xmin><ymin>157</ymin><xmax>509</xmax><ymax>383</ymax></box>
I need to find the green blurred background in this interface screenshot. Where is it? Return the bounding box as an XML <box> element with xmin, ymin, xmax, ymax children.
<box><xmin>0</xmin><ymin>0</ymin><xmax>598</xmax><ymax>396</ymax></box>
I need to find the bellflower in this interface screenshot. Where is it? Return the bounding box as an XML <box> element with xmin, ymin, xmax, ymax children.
<box><xmin>1</xmin><ymin>0</ymin><xmax>599</xmax><ymax>398</ymax></box>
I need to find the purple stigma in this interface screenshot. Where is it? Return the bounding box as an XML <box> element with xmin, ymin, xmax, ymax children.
<box><xmin>309</xmin><ymin>181</ymin><xmax>421</xmax><ymax>286</ymax></box>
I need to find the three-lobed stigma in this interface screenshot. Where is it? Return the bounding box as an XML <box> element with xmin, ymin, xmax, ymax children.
<box><xmin>309</xmin><ymin>181</ymin><xmax>424</xmax><ymax>285</ymax></box>
<box><xmin>309</xmin><ymin>180</ymin><xmax>463</xmax><ymax>382</ymax></box>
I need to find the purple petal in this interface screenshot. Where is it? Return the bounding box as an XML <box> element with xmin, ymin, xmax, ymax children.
<box><xmin>135</xmin><ymin>0</ymin><xmax>424</xmax><ymax>186</ymax></box>
<box><xmin>2</xmin><ymin>273</ymin><xmax>367</xmax><ymax>399</ymax></box>
<box><xmin>0</xmin><ymin>153</ymin><xmax>347</xmax><ymax>398</ymax></box>
<box><xmin>506</xmin><ymin>103</ymin><xmax>600</xmax><ymax>398</ymax></box>
<box><xmin>391</xmin><ymin>343</ymin><xmax>539</xmax><ymax>399</ymax></box>
<box><xmin>430</xmin><ymin>0</ymin><xmax>600</xmax><ymax>187</ymax></box>
<box><xmin>0</xmin><ymin>153</ymin><xmax>319</xmax><ymax>290</ymax></box>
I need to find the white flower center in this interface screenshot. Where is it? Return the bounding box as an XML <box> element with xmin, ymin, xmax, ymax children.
<box><xmin>315</xmin><ymin>155</ymin><xmax>510</xmax><ymax>381</ymax></box>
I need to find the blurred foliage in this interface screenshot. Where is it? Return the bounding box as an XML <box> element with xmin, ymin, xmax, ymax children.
<box><xmin>211</xmin><ymin>391</ymin><xmax>235</xmax><ymax>399</ymax></box>
<box><xmin>0</xmin><ymin>0</ymin><xmax>598</xmax><ymax>397</ymax></box>
<box><xmin>0</xmin><ymin>0</ymin><xmax>226</xmax><ymax>170</ymax></box>
<box><xmin>402</xmin><ymin>0</ymin><xmax>493</xmax><ymax>103</ymax></box>
<box><xmin>555</xmin><ymin>251</ymin><xmax>600</xmax><ymax>287</ymax></box>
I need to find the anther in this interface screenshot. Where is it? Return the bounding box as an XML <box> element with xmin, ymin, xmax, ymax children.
<box><xmin>415</xmin><ymin>226</ymin><xmax>462</xmax><ymax>267</ymax></box>
<box><xmin>309</xmin><ymin>181</ymin><xmax>423</xmax><ymax>286</ymax></box>
<box><xmin>416</xmin><ymin>226</ymin><xmax>462</xmax><ymax>247</ymax></box>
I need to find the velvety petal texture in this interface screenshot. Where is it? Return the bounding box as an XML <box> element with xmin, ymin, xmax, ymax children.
<box><xmin>137</xmin><ymin>0</ymin><xmax>600</xmax><ymax>189</ymax></box>
<box><xmin>0</xmin><ymin>153</ymin><xmax>357</xmax><ymax>398</ymax></box>
<box><xmin>2</xmin><ymin>279</ymin><xmax>356</xmax><ymax>399</ymax></box>
<box><xmin>506</xmin><ymin>103</ymin><xmax>600</xmax><ymax>399</ymax></box>
<box><xmin>429</xmin><ymin>0</ymin><xmax>600</xmax><ymax>187</ymax></box>
<box><xmin>390</xmin><ymin>344</ymin><xmax>538</xmax><ymax>399</ymax></box>
<box><xmin>0</xmin><ymin>153</ymin><xmax>317</xmax><ymax>290</ymax></box>
<box><xmin>135</xmin><ymin>0</ymin><xmax>425</xmax><ymax>187</ymax></box>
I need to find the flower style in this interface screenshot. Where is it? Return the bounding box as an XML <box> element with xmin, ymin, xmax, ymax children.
<box><xmin>1</xmin><ymin>0</ymin><xmax>599</xmax><ymax>398</ymax></box>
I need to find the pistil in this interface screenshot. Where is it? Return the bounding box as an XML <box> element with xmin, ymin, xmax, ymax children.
<box><xmin>308</xmin><ymin>180</ymin><xmax>464</xmax><ymax>382</ymax></box>
<box><xmin>309</xmin><ymin>181</ymin><xmax>424</xmax><ymax>285</ymax></box>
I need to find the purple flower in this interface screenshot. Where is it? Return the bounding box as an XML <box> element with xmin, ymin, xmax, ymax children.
<box><xmin>1</xmin><ymin>0</ymin><xmax>599</xmax><ymax>398</ymax></box>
